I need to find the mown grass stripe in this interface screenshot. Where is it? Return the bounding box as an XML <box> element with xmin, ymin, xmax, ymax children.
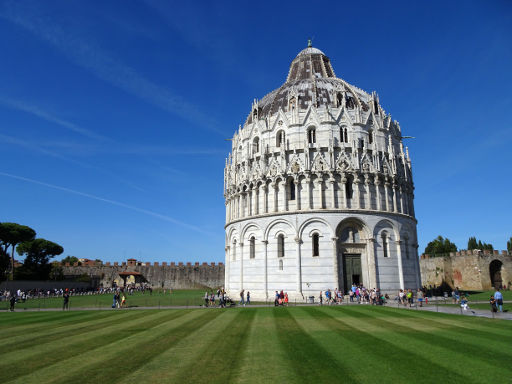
<box><xmin>55</xmin><ymin>310</ymin><xmax>223</xmax><ymax>384</ymax></box>
<box><xmin>1</xmin><ymin>310</ymin><xmax>150</xmax><ymax>355</ymax></box>
<box><xmin>381</xmin><ymin>305</ymin><xmax>512</xmax><ymax>333</ymax></box>
<box><xmin>347</xmin><ymin>306</ymin><xmax>512</xmax><ymax>353</ymax></box>
<box><xmin>1</xmin><ymin>310</ymin><xmax>189</xmax><ymax>383</ymax></box>
<box><xmin>234</xmin><ymin>308</ymin><xmax>293</xmax><ymax>384</ymax></box>
<box><xmin>373</xmin><ymin>305</ymin><xmax>512</xmax><ymax>339</ymax></box>
<box><xmin>121</xmin><ymin>309</ymin><xmax>238</xmax><ymax>383</ymax></box>
<box><xmin>0</xmin><ymin>310</ymin><xmax>102</xmax><ymax>329</ymax></box>
<box><xmin>339</xmin><ymin>306</ymin><xmax>511</xmax><ymax>374</ymax></box>
<box><xmin>308</xmin><ymin>307</ymin><xmax>472</xmax><ymax>384</ymax></box>
<box><xmin>172</xmin><ymin>309</ymin><xmax>257</xmax><ymax>384</ymax></box>
<box><xmin>273</xmin><ymin>307</ymin><xmax>359</xmax><ymax>384</ymax></box>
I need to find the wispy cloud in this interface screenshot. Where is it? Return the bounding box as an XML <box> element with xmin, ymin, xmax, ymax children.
<box><xmin>0</xmin><ymin>133</ymin><xmax>147</xmax><ymax>192</ymax></box>
<box><xmin>0</xmin><ymin>1</ymin><xmax>226</xmax><ymax>136</ymax></box>
<box><xmin>0</xmin><ymin>171</ymin><xmax>213</xmax><ymax>236</ymax></box>
<box><xmin>0</xmin><ymin>97</ymin><xmax>108</xmax><ymax>141</ymax></box>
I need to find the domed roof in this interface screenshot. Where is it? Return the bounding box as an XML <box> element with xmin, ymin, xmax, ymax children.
<box><xmin>245</xmin><ymin>44</ymin><xmax>371</xmax><ymax>125</ymax></box>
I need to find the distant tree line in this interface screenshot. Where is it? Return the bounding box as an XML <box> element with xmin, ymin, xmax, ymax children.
<box><xmin>0</xmin><ymin>222</ymin><xmax>63</xmax><ymax>281</ymax></box>
<box><xmin>424</xmin><ymin>235</ymin><xmax>512</xmax><ymax>256</ymax></box>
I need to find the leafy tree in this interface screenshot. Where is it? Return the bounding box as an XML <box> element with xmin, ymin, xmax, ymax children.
<box><xmin>61</xmin><ymin>255</ymin><xmax>79</xmax><ymax>265</ymax></box>
<box><xmin>467</xmin><ymin>236</ymin><xmax>493</xmax><ymax>251</ymax></box>
<box><xmin>16</xmin><ymin>239</ymin><xmax>64</xmax><ymax>280</ymax></box>
<box><xmin>0</xmin><ymin>247</ymin><xmax>9</xmax><ymax>282</ymax></box>
<box><xmin>0</xmin><ymin>222</ymin><xmax>36</xmax><ymax>280</ymax></box>
<box><xmin>507</xmin><ymin>237</ymin><xmax>512</xmax><ymax>253</ymax></box>
<box><xmin>49</xmin><ymin>262</ymin><xmax>64</xmax><ymax>281</ymax></box>
<box><xmin>424</xmin><ymin>235</ymin><xmax>457</xmax><ymax>256</ymax></box>
<box><xmin>467</xmin><ymin>237</ymin><xmax>478</xmax><ymax>250</ymax></box>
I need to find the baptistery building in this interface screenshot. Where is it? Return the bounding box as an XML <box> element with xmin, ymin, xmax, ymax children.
<box><xmin>224</xmin><ymin>43</ymin><xmax>421</xmax><ymax>300</ymax></box>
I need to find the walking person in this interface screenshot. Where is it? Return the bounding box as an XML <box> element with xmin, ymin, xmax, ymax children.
<box><xmin>319</xmin><ymin>291</ymin><xmax>323</xmax><ymax>305</ymax></box>
<box><xmin>9</xmin><ymin>294</ymin><xmax>16</xmax><ymax>312</ymax></box>
<box><xmin>63</xmin><ymin>289</ymin><xmax>70</xmax><ymax>311</ymax></box>
<box><xmin>246</xmin><ymin>291</ymin><xmax>251</xmax><ymax>305</ymax></box>
<box><xmin>240</xmin><ymin>289</ymin><xmax>245</xmax><ymax>306</ymax></box>
<box><xmin>417</xmin><ymin>289</ymin><xmax>424</xmax><ymax>307</ymax></box>
<box><xmin>494</xmin><ymin>288</ymin><xmax>504</xmax><ymax>312</ymax></box>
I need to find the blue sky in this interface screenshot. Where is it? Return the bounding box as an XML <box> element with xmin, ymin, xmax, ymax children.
<box><xmin>0</xmin><ymin>0</ymin><xmax>511</xmax><ymax>263</ymax></box>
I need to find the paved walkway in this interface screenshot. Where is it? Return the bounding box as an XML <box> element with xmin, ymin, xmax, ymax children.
<box><xmin>4</xmin><ymin>301</ymin><xmax>511</xmax><ymax>320</ymax></box>
<box><xmin>384</xmin><ymin>302</ymin><xmax>512</xmax><ymax>320</ymax></box>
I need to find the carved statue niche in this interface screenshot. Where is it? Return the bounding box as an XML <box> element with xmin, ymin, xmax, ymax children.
<box><xmin>335</xmin><ymin>152</ymin><xmax>352</xmax><ymax>172</ymax></box>
<box><xmin>312</xmin><ymin>153</ymin><xmax>329</xmax><ymax>173</ymax></box>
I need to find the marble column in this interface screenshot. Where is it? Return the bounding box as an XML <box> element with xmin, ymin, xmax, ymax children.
<box><xmin>332</xmin><ymin>237</ymin><xmax>340</xmax><ymax>290</ymax></box>
<box><xmin>305</xmin><ymin>176</ymin><xmax>312</xmax><ymax>209</ymax></box>
<box><xmin>225</xmin><ymin>246</ymin><xmax>230</xmax><ymax>291</ymax></box>
<box><xmin>329</xmin><ymin>176</ymin><xmax>336</xmax><ymax>209</ymax></box>
<box><xmin>341</xmin><ymin>174</ymin><xmax>347</xmax><ymax>209</ymax></box>
<box><xmin>261</xmin><ymin>184</ymin><xmax>267</xmax><ymax>214</ymax></box>
<box><xmin>295</xmin><ymin>237</ymin><xmax>302</xmax><ymax>294</ymax></box>
<box><xmin>317</xmin><ymin>177</ymin><xmax>324</xmax><ymax>209</ymax></box>
<box><xmin>252</xmin><ymin>186</ymin><xmax>258</xmax><ymax>216</ymax></box>
<box><xmin>364</xmin><ymin>173</ymin><xmax>371</xmax><ymax>210</ymax></box>
<box><xmin>366</xmin><ymin>238</ymin><xmax>377</xmax><ymax>289</ymax></box>
<box><xmin>384</xmin><ymin>178</ymin><xmax>390</xmax><ymax>212</ymax></box>
<box><xmin>395</xmin><ymin>240</ymin><xmax>404</xmax><ymax>290</ymax></box>
<box><xmin>240</xmin><ymin>242</ymin><xmax>244</xmax><ymax>290</ymax></box>
<box><xmin>399</xmin><ymin>186</ymin><xmax>404</xmax><ymax>214</ymax></box>
<box><xmin>353</xmin><ymin>174</ymin><xmax>361</xmax><ymax>209</ymax></box>
<box><xmin>262</xmin><ymin>240</ymin><xmax>268</xmax><ymax>300</ymax></box>
<box><xmin>392</xmin><ymin>182</ymin><xmax>398</xmax><ymax>213</ymax></box>
<box><xmin>272</xmin><ymin>183</ymin><xmax>278</xmax><ymax>212</ymax></box>
<box><xmin>295</xmin><ymin>180</ymin><xmax>301</xmax><ymax>210</ymax></box>
<box><xmin>403</xmin><ymin>187</ymin><xmax>409</xmax><ymax>215</ymax></box>
<box><xmin>281</xmin><ymin>180</ymin><xmax>287</xmax><ymax>212</ymax></box>
<box><xmin>374</xmin><ymin>177</ymin><xmax>381</xmax><ymax>211</ymax></box>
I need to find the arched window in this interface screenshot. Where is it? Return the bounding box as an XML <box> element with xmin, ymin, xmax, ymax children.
<box><xmin>279</xmin><ymin>259</ymin><xmax>283</xmax><ymax>270</ymax></box>
<box><xmin>368</xmin><ymin>129</ymin><xmax>373</xmax><ymax>144</ymax></box>
<box><xmin>276</xmin><ymin>130</ymin><xmax>285</xmax><ymax>148</ymax></box>
<box><xmin>308</xmin><ymin>128</ymin><xmax>316</xmax><ymax>144</ymax></box>
<box><xmin>381</xmin><ymin>232</ymin><xmax>389</xmax><ymax>258</ymax></box>
<box><xmin>336</xmin><ymin>92</ymin><xmax>343</xmax><ymax>107</ymax></box>
<box><xmin>232</xmin><ymin>240</ymin><xmax>237</xmax><ymax>261</ymax></box>
<box><xmin>346</xmin><ymin>95</ymin><xmax>355</xmax><ymax>109</ymax></box>
<box><xmin>252</xmin><ymin>137</ymin><xmax>260</xmax><ymax>154</ymax></box>
<box><xmin>289</xmin><ymin>179</ymin><xmax>295</xmax><ymax>201</ymax></box>
<box><xmin>312</xmin><ymin>233</ymin><xmax>320</xmax><ymax>257</ymax></box>
<box><xmin>277</xmin><ymin>234</ymin><xmax>285</xmax><ymax>258</ymax></box>
<box><xmin>341</xmin><ymin>126</ymin><xmax>348</xmax><ymax>143</ymax></box>
<box><xmin>289</xmin><ymin>97</ymin><xmax>296</xmax><ymax>111</ymax></box>
<box><xmin>345</xmin><ymin>179</ymin><xmax>353</xmax><ymax>199</ymax></box>
<box><xmin>249</xmin><ymin>236</ymin><xmax>255</xmax><ymax>259</ymax></box>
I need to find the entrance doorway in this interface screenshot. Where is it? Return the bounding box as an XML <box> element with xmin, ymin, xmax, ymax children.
<box><xmin>343</xmin><ymin>254</ymin><xmax>362</xmax><ymax>289</ymax></box>
<box><xmin>489</xmin><ymin>260</ymin><xmax>503</xmax><ymax>289</ymax></box>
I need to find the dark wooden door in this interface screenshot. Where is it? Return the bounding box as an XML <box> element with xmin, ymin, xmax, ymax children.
<box><xmin>343</xmin><ymin>254</ymin><xmax>362</xmax><ymax>289</ymax></box>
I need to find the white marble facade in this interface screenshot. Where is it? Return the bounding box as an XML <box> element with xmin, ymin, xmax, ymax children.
<box><xmin>224</xmin><ymin>44</ymin><xmax>421</xmax><ymax>300</ymax></box>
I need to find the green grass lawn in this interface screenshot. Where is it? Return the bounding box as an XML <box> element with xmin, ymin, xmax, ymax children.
<box><xmin>464</xmin><ymin>289</ymin><xmax>512</xmax><ymax>301</ymax></box>
<box><xmin>1</xmin><ymin>289</ymin><xmax>208</xmax><ymax>310</ymax></box>
<box><xmin>1</xmin><ymin>306</ymin><xmax>510</xmax><ymax>384</ymax></box>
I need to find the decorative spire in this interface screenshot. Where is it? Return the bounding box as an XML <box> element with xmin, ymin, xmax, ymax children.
<box><xmin>307</xmin><ymin>38</ymin><xmax>312</xmax><ymax>48</ymax></box>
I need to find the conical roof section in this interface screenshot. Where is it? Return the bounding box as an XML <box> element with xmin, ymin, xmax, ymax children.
<box><xmin>286</xmin><ymin>45</ymin><xmax>336</xmax><ymax>82</ymax></box>
<box><xmin>244</xmin><ymin>44</ymin><xmax>371</xmax><ymax>126</ymax></box>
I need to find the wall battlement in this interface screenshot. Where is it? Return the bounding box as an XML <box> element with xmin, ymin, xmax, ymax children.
<box><xmin>62</xmin><ymin>260</ymin><xmax>225</xmax><ymax>289</ymax></box>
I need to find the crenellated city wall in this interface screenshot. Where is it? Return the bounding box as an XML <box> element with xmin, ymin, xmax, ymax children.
<box><xmin>62</xmin><ymin>260</ymin><xmax>225</xmax><ymax>289</ymax></box>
